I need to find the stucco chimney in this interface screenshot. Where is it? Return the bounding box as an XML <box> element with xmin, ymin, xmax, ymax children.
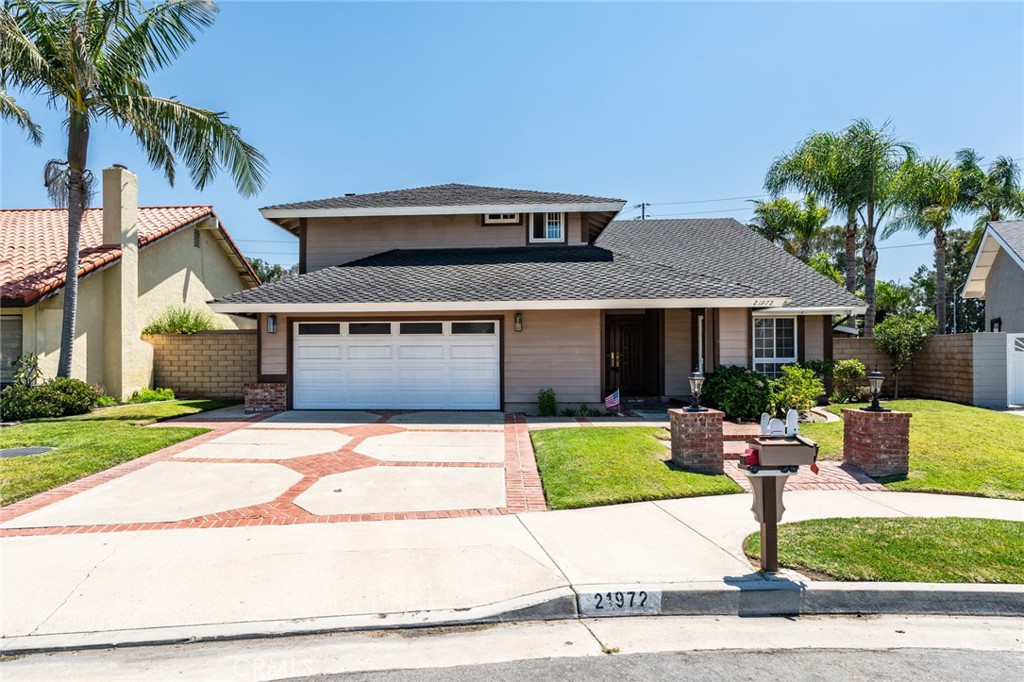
<box><xmin>102</xmin><ymin>165</ymin><xmax>150</xmax><ymax>397</ymax></box>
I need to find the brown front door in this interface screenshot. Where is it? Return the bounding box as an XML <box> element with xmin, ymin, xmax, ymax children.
<box><xmin>606</xmin><ymin>318</ymin><xmax>646</xmax><ymax>395</ymax></box>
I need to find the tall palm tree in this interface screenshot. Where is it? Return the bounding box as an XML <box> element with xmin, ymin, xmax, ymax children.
<box><xmin>1</xmin><ymin>0</ymin><xmax>267</xmax><ymax>378</ymax></box>
<box><xmin>747</xmin><ymin>195</ymin><xmax>828</xmax><ymax>263</ymax></box>
<box><xmin>955</xmin><ymin>149</ymin><xmax>1024</xmax><ymax>250</ymax></box>
<box><xmin>885</xmin><ymin>157</ymin><xmax>961</xmax><ymax>333</ymax></box>
<box><xmin>765</xmin><ymin>130</ymin><xmax>860</xmax><ymax>293</ymax></box>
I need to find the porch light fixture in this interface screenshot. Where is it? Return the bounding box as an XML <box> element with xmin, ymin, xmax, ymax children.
<box><xmin>991</xmin><ymin>317</ymin><xmax>1002</xmax><ymax>333</ymax></box>
<box><xmin>514</xmin><ymin>312</ymin><xmax>523</xmax><ymax>332</ymax></box>
<box><xmin>686</xmin><ymin>370</ymin><xmax>707</xmax><ymax>412</ymax></box>
<box><xmin>267</xmin><ymin>314</ymin><xmax>277</xmax><ymax>334</ymax></box>
<box><xmin>862</xmin><ymin>370</ymin><xmax>889</xmax><ymax>412</ymax></box>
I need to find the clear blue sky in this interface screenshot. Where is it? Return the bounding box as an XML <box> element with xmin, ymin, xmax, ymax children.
<box><xmin>2</xmin><ymin>1</ymin><xmax>1022</xmax><ymax>283</ymax></box>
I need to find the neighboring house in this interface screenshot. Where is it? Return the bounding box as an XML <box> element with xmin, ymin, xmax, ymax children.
<box><xmin>963</xmin><ymin>221</ymin><xmax>1024</xmax><ymax>334</ymax></box>
<box><xmin>0</xmin><ymin>166</ymin><xmax>258</xmax><ymax>396</ymax></box>
<box><xmin>210</xmin><ymin>183</ymin><xmax>865</xmax><ymax>412</ymax></box>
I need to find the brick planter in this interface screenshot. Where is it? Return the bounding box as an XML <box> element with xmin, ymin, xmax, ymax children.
<box><xmin>244</xmin><ymin>383</ymin><xmax>286</xmax><ymax>413</ymax></box>
<box><xmin>842</xmin><ymin>408</ymin><xmax>911</xmax><ymax>479</ymax></box>
<box><xmin>668</xmin><ymin>408</ymin><xmax>724</xmax><ymax>474</ymax></box>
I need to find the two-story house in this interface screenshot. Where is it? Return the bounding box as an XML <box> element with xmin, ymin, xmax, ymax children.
<box><xmin>210</xmin><ymin>183</ymin><xmax>866</xmax><ymax>412</ymax></box>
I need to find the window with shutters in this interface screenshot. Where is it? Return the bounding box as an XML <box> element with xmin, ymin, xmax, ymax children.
<box><xmin>530</xmin><ymin>212</ymin><xmax>564</xmax><ymax>243</ymax></box>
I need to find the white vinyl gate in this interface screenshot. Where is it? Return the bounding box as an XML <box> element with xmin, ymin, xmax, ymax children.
<box><xmin>1011</xmin><ymin>334</ymin><xmax>1024</xmax><ymax>406</ymax></box>
<box><xmin>293</xmin><ymin>320</ymin><xmax>500</xmax><ymax>410</ymax></box>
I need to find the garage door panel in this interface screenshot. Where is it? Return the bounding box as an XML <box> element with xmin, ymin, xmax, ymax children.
<box><xmin>293</xmin><ymin>321</ymin><xmax>499</xmax><ymax>410</ymax></box>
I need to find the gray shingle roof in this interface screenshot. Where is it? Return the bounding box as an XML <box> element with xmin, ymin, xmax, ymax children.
<box><xmin>213</xmin><ymin>245</ymin><xmax>771</xmax><ymax>306</ymax></box>
<box><xmin>262</xmin><ymin>183</ymin><xmax>624</xmax><ymax>212</ymax></box>
<box><xmin>597</xmin><ymin>219</ymin><xmax>865</xmax><ymax>309</ymax></box>
<box><xmin>990</xmin><ymin>221</ymin><xmax>1024</xmax><ymax>260</ymax></box>
<box><xmin>211</xmin><ymin>218</ymin><xmax>866</xmax><ymax>310</ymax></box>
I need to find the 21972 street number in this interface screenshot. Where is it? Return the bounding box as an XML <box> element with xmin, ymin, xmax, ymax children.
<box><xmin>579</xmin><ymin>589</ymin><xmax>662</xmax><ymax>616</ymax></box>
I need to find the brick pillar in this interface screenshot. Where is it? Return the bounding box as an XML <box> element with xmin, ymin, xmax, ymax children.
<box><xmin>244</xmin><ymin>383</ymin><xmax>286</xmax><ymax>413</ymax></box>
<box><xmin>842</xmin><ymin>409</ymin><xmax>911</xmax><ymax>479</ymax></box>
<box><xmin>669</xmin><ymin>408</ymin><xmax>724</xmax><ymax>474</ymax></box>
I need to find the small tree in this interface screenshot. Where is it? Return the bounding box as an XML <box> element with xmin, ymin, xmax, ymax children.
<box><xmin>874</xmin><ymin>312</ymin><xmax>937</xmax><ymax>398</ymax></box>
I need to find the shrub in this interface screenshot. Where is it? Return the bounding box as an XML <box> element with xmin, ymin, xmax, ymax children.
<box><xmin>875</xmin><ymin>312</ymin><xmax>936</xmax><ymax>398</ymax></box>
<box><xmin>831</xmin><ymin>358</ymin><xmax>868</xmax><ymax>403</ymax></box>
<box><xmin>142</xmin><ymin>305</ymin><xmax>221</xmax><ymax>335</ymax></box>
<box><xmin>0</xmin><ymin>378</ymin><xmax>100</xmax><ymax>421</ymax></box>
<box><xmin>11</xmin><ymin>353</ymin><xmax>43</xmax><ymax>387</ymax></box>
<box><xmin>95</xmin><ymin>394</ymin><xmax>120</xmax><ymax>408</ymax></box>
<box><xmin>702</xmin><ymin>365</ymin><xmax>772</xmax><ymax>421</ymax></box>
<box><xmin>128</xmin><ymin>387</ymin><xmax>175</xmax><ymax>404</ymax></box>
<box><xmin>537</xmin><ymin>388</ymin><xmax>557</xmax><ymax>417</ymax></box>
<box><xmin>770</xmin><ymin>365</ymin><xmax>825</xmax><ymax>416</ymax></box>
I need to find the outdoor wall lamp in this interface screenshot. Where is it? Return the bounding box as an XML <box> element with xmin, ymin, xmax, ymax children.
<box><xmin>514</xmin><ymin>312</ymin><xmax>523</xmax><ymax>332</ymax></box>
<box><xmin>991</xmin><ymin>317</ymin><xmax>1002</xmax><ymax>333</ymax></box>
<box><xmin>686</xmin><ymin>370</ymin><xmax>708</xmax><ymax>412</ymax></box>
<box><xmin>267</xmin><ymin>314</ymin><xmax>277</xmax><ymax>334</ymax></box>
<box><xmin>862</xmin><ymin>370</ymin><xmax>890</xmax><ymax>412</ymax></box>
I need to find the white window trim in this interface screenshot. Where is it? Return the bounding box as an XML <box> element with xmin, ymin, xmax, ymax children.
<box><xmin>752</xmin><ymin>316</ymin><xmax>798</xmax><ymax>376</ymax></box>
<box><xmin>483</xmin><ymin>213</ymin><xmax>520</xmax><ymax>225</ymax></box>
<box><xmin>529</xmin><ymin>212</ymin><xmax>564</xmax><ymax>243</ymax></box>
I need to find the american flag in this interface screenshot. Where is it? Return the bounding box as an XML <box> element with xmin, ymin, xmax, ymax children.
<box><xmin>604</xmin><ymin>389</ymin><xmax>620</xmax><ymax>410</ymax></box>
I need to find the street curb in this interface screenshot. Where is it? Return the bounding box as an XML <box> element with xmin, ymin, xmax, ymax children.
<box><xmin>4</xmin><ymin>581</ymin><xmax>1022</xmax><ymax>656</ymax></box>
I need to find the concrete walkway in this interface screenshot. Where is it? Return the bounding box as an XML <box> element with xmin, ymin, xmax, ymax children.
<box><xmin>2</xmin><ymin>490</ymin><xmax>1021</xmax><ymax>652</ymax></box>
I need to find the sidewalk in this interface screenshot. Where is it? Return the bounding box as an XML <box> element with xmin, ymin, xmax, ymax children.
<box><xmin>2</xmin><ymin>490</ymin><xmax>1022</xmax><ymax>653</ymax></box>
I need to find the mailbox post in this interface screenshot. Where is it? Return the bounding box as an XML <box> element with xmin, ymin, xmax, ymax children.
<box><xmin>738</xmin><ymin>411</ymin><xmax>819</xmax><ymax>573</ymax></box>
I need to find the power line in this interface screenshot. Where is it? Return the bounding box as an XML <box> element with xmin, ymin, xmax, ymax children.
<box><xmin>648</xmin><ymin>193</ymin><xmax>767</xmax><ymax>207</ymax></box>
<box><xmin>648</xmin><ymin>206</ymin><xmax>755</xmax><ymax>218</ymax></box>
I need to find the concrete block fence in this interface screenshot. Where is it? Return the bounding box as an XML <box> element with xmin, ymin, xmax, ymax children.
<box><xmin>144</xmin><ymin>331</ymin><xmax>257</xmax><ymax>399</ymax></box>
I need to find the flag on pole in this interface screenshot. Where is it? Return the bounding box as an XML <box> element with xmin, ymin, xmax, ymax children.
<box><xmin>604</xmin><ymin>389</ymin><xmax>620</xmax><ymax>410</ymax></box>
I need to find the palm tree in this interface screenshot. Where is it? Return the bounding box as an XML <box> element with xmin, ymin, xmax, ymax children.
<box><xmin>1</xmin><ymin>0</ymin><xmax>267</xmax><ymax>378</ymax></box>
<box><xmin>885</xmin><ymin>157</ymin><xmax>960</xmax><ymax>333</ymax></box>
<box><xmin>765</xmin><ymin>130</ymin><xmax>861</xmax><ymax>293</ymax></box>
<box><xmin>955</xmin><ymin>149</ymin><xmax>1024</xmax><ymax>250</ymax></box>
<box><xmin>747</xmin><ymin>195</ymin><xmax>828</xmax><ymax>263</ymax></box>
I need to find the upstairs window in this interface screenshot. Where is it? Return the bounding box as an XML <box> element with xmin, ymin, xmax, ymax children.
<box><xmin>483</xmin><ymin>213</ymin><xmax>520</xmax><ymax>225</ymax></box>
<box><xmin>753</xmin><ymin>317</ymin><xmax>796</xmax><ymax>378</ymax></box>
<box><xmin>530</xmin><ymin>212</ymin><xmax>564</xmax><ymax>243</ymax></box>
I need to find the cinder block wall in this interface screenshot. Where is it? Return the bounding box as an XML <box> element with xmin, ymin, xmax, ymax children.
<box><xmin>144</xmin><ymin>331</ymin><xmax>257</xmax><ymax>399</ymax></box>
<box><xmin>833</xmin><ymin>334</ymin><xmax>977</xmax><ymax>404</ymax></box>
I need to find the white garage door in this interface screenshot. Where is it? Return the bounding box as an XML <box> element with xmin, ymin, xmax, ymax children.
<box><xmin>293</xmin><ymin>320</ymin><xmax>501</xmax><ymax>410</ymax></box>
<box><xmin>1011</xmin><ymin>335</ymin><xmax>1024</xmax><ymax>406</ymax></box>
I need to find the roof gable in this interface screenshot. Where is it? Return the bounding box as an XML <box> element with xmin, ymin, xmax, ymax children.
<box><xmin>963</xmin><ymin>221</ymin><xmax>1024</xmax><ymax>299</ymax></box>
<box><xmin>0</xmin><ymin>206</ymin><xmax>257</xmax><ymax>305</ymax></box>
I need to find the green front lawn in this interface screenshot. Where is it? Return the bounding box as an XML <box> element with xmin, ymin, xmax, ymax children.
<box><xmin>531</xmin><ymin>426</ymin><xmax>742</xmax><ymax>509</ymax></box>
<box><xmin>0</xmin><ymin>399</ymin><xmax>233</xmax><ymax>506</ymax></box>
<box><xmin>800</xmin><ymin>399</ymin><xmax>1024</xmax><ymax>500</ymax></box>
<box><xmin>744</xmin><ymin>517</ymin><xmax>1024</xmax><ymax>583</ymax></box>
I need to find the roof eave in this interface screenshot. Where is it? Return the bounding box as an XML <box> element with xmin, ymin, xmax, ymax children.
<box><xmin>259</xmin><ymin>201</ymin><xmax>627</xmax><ymax>221</ymax></box>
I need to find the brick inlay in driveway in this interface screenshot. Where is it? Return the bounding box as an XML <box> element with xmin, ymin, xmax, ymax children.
<box><xmin>725</xmin><ymin>460</ymin><xmax>886</xmax><ymax>492</ymax></box>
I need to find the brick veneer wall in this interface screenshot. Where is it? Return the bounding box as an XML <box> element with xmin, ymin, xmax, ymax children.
<box><xmin>669</xmin><ymin>408</ymin><xmax>724</xmax><ymax>474</ymax></box>
<box><xmin>144</xmin><ymin>331</ymin><xmax>256</xmax><ymax>399</ymax></box>
<box><xmin>833</xmin><ymin>333</ymin><xmax>975</xmax><ymax>403</ymax></box>
<box><xmin>244</xmin><ymin>383</ymin><xmax>286</xmax><ymax>413</ymax></box>
<box><xmin>842</xmin><ymin>408</ymin><xmax>911</xmax><ymax>479</ymax></box>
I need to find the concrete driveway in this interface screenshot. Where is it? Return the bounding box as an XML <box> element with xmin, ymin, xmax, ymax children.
<box><xmin>0</xmin><ymin>410</ymin><xmax>546</xmax><ymax>534</ymax></box>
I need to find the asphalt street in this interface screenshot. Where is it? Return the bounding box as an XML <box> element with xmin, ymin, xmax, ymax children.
<box><xmin>279</xmin><ymin>648</ymin><xmax>1024</xmax><ymax>682</ymax></box>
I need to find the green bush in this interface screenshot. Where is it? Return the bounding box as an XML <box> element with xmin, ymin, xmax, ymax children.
<box><xmin>702</xmin><ymin>365</ymin><xmax>772</xmax><ymax>421</ymax></box>
<box><xmin>538</xmin><ymin>388</ymin><xmax>557</xmax><ymax>417</ymax></box>
<box><xmin>142</xmin><ymin>305</ymin><xmax>221</xmax><ymax>335</ymax></box>
<box><xmin>770</xmin><ymin>365</ymin><xmax>825</xmax><ymax>416</ymax></box>
<box><xmin>0</xmin><ymin>378</ymin><xmax>100</xmax><ymax>421</ymax></box>
<box><xmin>95</xmin><ymin>394</ymin><xmax>120</xmax><ymax>408</ymax></box>
<box><xmin>128</xmin><ymin>387</ymin><xmax>175</xmax><ymax>404</ymax></box>
<box><xmin>875</xmin><ymin>312</ymin><xmax>937</xmax><ymax>398</ymax></box>
<box><xmin>831</xmin><ymin>358</ymin><xmax>868</xmax><ymax>403</ymax></box>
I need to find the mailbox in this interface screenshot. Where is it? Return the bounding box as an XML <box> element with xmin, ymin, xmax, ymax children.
<box><xmin>739</xmin><ymin>435</ymin><xmax>818</xmax><ymax>474</ymax></box>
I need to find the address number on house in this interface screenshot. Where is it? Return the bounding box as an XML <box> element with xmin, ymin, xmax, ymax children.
<box><xmin>578</xmin><ymin>589</ymin><xmax>662</xmax><ymax>616</ymax></box>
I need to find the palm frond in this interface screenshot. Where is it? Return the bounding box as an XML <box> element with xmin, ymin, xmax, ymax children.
<box><xmin>0</xmin><ymin>86</ymin><xmax>42</xmax><ymax>143</ymax></box>
<box><xmin>105</xmin><ymin>0</ymin><xmax>218</xmax><ymax>77</ymax></box>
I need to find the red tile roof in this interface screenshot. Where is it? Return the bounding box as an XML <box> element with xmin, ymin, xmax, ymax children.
<box><xmin>1</xmin><ymin>206</ymin><xmax>256</xmax><ymax>305</ymax></box>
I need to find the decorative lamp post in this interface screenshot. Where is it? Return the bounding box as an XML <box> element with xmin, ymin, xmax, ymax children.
<box><xmin>862</xmin><ymin>370</ymin><xmax>890</xmax><ymax>412</ymax></box>
<box><xmin>686</xmin><ymin>370</ymin><xmax>708</xmax><ymax>412</ymax></box>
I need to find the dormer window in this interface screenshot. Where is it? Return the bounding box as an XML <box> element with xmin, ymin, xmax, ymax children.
<box><xmin>530</xmin><ymin>212</ymin><xmax>564</xmax><ymax>243</ymax></box>
<box><xmin>483</xmin><ymin>213</ymin><xmax>520</xmax><ymax>225</ymax></box>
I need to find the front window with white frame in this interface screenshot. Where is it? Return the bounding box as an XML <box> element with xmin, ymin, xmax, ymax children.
<box><xmin>483</xmin><ymin>213</ymin><xmax>520</xmax><ymax>225</ymax></box>
<box><xmin>753</xmin><ymin>317</ymin><xmax>796</xmax><ymax>377</ymax></box>
<box><xmin>530</xmin><ymin>212</ymin><xmax>564</xmax><ymax>242</ymax></box>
